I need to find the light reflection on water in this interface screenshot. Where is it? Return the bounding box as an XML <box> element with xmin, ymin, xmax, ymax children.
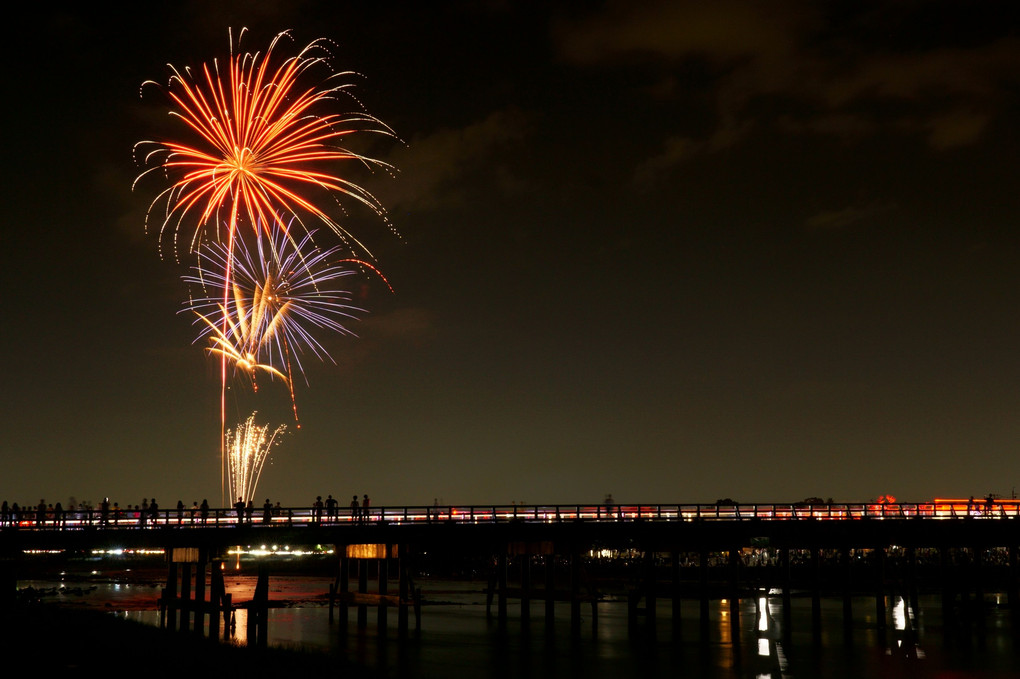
<box><xmin>22</xmin><ymin>575</ymin><xmax>1020</xmax><ymax>678</ymax></box>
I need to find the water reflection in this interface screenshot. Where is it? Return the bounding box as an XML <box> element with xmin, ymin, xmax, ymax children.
<box><xmin>20</xmin><ymin>574</ymin><xmax>1020</xmax><ymax>678</ymax></box>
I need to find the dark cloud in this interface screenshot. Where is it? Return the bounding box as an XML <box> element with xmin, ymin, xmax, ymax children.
<box><xmin>379</xmin><ymin>110</ymin><xmax>532</xmax><ymax>212</ymax></box>
<box><xmin>554</xmin><ymin>0</ymin><xmax>1018</xmax><ymax>180</ymax></box>
<box><xmin>803</xmin><ymin>202</ymin><xmax>896</xmax><ymax>233</ymax></box>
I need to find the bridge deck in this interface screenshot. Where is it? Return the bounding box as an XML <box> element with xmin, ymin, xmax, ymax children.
<box><xmin>1</xmin><ymin>500</ymin><xmax>1015</xmax><ymax>532</ymax></box>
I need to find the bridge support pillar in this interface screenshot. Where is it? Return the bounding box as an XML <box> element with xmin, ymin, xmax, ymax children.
<box><xmin>160</xmin><ymin>547</ymin><xmax>231</xmax><ymax>640</ymax></box>
<box><xmin>495</xmin><ymin>551</ymin><xmax>508</xmax><ymax>625</ymax></box>
<box><xmin>378</xmin><ymin>548</ymin><xmax>389</xmax><ymax>630</ymax></box>
<box><xmin>397</xmin><ymin>550</ymin><xmax>408</xmax><ymax>636</ymax></box>
<box><xmin>728</xmin><ymin>546</ymin><xmax>740</xmax><ymax>639</ymax></box>
<box><xmin>194</xmin><ymin>551</ymin><xmax>207</xmax><ymax>634</ymax></box>
<box><xmin>841</xmin><ymin>547</ymin><xmax>853</xmax><ymax>636</ymax></box>
<box><xmin>163</xmin><ymin>561</ymin><xmax>178</xmax><ymax>631</ymax></box>
<box><xmin>874</xmin><ymin>546</ymin><xmax>887</xmax><ymax>632</ymax></box>
<box><xmin>332</xmin><ymin>544</ymin><xmax>416</xmax><ymax>638</ymax></box>
<box><xmin>671</xmin><ymin>550</ymin><xmax>682</xmax><ymax>638</ymax></box>
<box><xmin>246</xmin><ymin>565</ymin><xmax>269</xmax><ymax>647</ymax></box>
<box><xmin>973</xmin><ymin>545</ymin><xmax>985</xmax><ymax>627</ymax></box>
<box><xmin>780</xmin><ymin>547</ymin><xmax>792</xmax><ymax>641</ymax></box>
<box><xmin>906</xmin><ymin>546</ymin><xmax>920</xmax><ymax>619</ymax></box>
<box><xmin>357</xmin><ymin>556</ymin><xmax>369</xmax><ymax>628</ymax></box>
<box><xmin>644</xmin><ymin>547</ymin><xmax>657</xmax><ymax>633</ymax></box>
<box><xmin>1008</xmin><ymin>544</ymin><xmax>1020</xmax><ymax>618</ymax></box>
<box><xmin>179</xmin><ymin>562</ymin><xmax>192</xmax><ymax>632</ymax></box>
<box><xmin>570</xmin><ymin>547</ymin><xmax>581</xmax><ymax>636</ymax></box>
<box><xmin>810</xmin><ymin>547</ymin><xmax>821</xmax><ymax>640</ymax></box>
<box><xmin>959</xmin><ymin>548</ymin><xmax>971</xmax><ymax>620</ymax></box>
<box><xmin>545</xmin><ymin>554</ymin><xmax>555</xmax><ymax>625</ymax></box>
<box><xmin>521</xmin><ymin>554</ymin><xmax>531</xmax><ymax>626</ymax></box>
<box><xmin>699</xmin><ymin>547</ymin><xmax>710</xmax><ymax>636</ymax></box>
<box><xmin>939</xmin><ymin>545</ymin><xmax>954</xmax><ymax>625</ymax></box>
<box><xmin>330</xmin><ymin>554</ymin><xmax>350</xmax><ymax>627</ymax></box>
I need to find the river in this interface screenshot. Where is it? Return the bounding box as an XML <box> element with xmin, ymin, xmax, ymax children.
<box><xmin>17</xmin><ymin>557</ymin><xmax>1020</xmax><ymax>678</ymax></box>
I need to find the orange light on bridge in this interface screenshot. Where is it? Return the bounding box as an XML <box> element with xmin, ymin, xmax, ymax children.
<box><xmin>932</xmin><ymin>496</ymin><xmax>1019</xmax><ymax>516</ymax></box>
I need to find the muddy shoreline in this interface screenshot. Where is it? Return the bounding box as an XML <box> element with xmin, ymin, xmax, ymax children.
<box><xmin>1</xmin><ymin>603</ymin><xmax>379</xmax><ymax>673</ymax></box>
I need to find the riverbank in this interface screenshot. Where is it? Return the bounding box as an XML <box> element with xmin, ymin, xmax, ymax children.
<box><xmin>0</xmin><ymin>603</ymin><xmax>375</xmax><ymax>673</ymax></box>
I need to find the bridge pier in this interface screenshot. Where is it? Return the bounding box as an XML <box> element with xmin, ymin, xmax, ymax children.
<box><xmin>780</xmin><ymin>547</ymin><xmax>792</xmax><ymax>641</ymax></box>
<box><xmin>906</xmin><ymin>546</ymin><xmax>920</xmax><ymax>621</ymax></box>
<box><xmin>487</xmin><ymin>542</ymin><xmax>597</xmax><ymax>635</ymax></box>
<box><xmin>728</xmin><ymin>546</ymin><xmax>740</xmax><ymax>639</ymax></box>
<box><xmin>940</xmin><ymin>544</ymin><xmax>954</xmax><ymax>624</ymax></box>
<box><xmin>841</xmin><ymin>546</ymin><xmax>853</xmax><ymax>637</ymax></box>
<box><xmin>641</xmin><ymin>546</ymin><xmax>656</xmax><ymax>634</ymax></box>
<box><xmin>570</xmin><ymin>546</ymin><xmax>582</xmax><ymax>635</ymax></box>
<box><xmin>330</xmin><ymin>543</ymin><xmax>419</xmax><ymax>637</ymax></box>
<box><xmin>520</xmin><ymin>553</ymin><xmax>531</xmax><ymax>627</ymax></box>
<box><xmin>245</xmin><ymin>565</ymin><xmax>269</xmax><ymax>647</ymax></box>
<box><xmin>671</xmin><ymin>549</ymin><xmax>682</xmax><ymax>638</ymax></box>
<box><xmin>159</xmin><ymin>547</ymin><xmax>232</xmax><ymax>639</ymax></box>
<box><xmin>699</xmin><ymin>547</ymin><xmax>710</xmax><ymax>635</ymax></box>
<box><xmin>973</xmin><ymin>545</ymin><xmax>985</xmax><ymax>627</ymax></box>
<box><xmin>1009</xmin><ymin>544</ymin><xmax>1020</xmax><ymax>618</ymax></box>
<box><xmin>545</xmin><ymin>554</ymin><xmax>555</xmax><ymax>625</ymax></box>
<box><xmin>808</xmin><ymin>547</ymin><xmax>821</xmax><ymax>641</ymax></box>
<box><xmin>874</xmin><ymin>546</ymin><xmax>887</xmax><ymax>633</ymax></box>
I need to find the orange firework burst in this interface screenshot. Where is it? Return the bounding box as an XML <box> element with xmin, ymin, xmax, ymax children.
<box><xmin>134</xmin><ymin>27</ymin><xmax>397</xmax><ymax>260</ymax></box>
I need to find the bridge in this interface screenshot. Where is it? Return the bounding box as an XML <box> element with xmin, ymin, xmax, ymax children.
<box><xmin>3</xmin><ymin>501</ymin><xmax>1019</xmax><ymax>644</ymax></box>
<box><xmin>2</xmin><ymin>499</ymin><xmax>1018</xmax><ymax>554</ymax></box>
<box><xmin>2</xmin><ymin>498</ymin><xmax>1015</xmax><ymax>530</ymax></box>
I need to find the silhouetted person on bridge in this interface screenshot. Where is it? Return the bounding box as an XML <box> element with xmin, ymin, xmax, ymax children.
<box><xmin>312</xmin><ymin>496</ymin><xmax>323</xmax><ymax>525</ymax></box>
<box><xmin>362</xmin><ymin>494</ymin><xmax>371</xmax><ymax>522</ymax></box>
<box><xmin>36</xmin><ymin>500</ymin><xmax>46</xmax><ymax>527</ymax></box>
<box><xmin>176</xmin><ymin>500</ymin><xmax>184</xmax><ymax>525</ymax></box>
<box><xmin>234</xmin><ymin>497</ymin><xmax>245</xmax><ymax>525</ymax></box>
<box><xmin>263</xmin><ymin>499</ymin><xmax>272</xmax><ymax>524</ymax></box>
<box><xmin>325</xmin><ymin>495</ymin><xmax>337</xmax><ymax>523</ymax></box>
<box><xmin>350</xmin><ymin>495</ymin><xmax>360</xmax><ymax>521</ymax></box>
<box><xmin>200</xmin><ymin>499</ymin><xmax>209</xmax><ymax>525</ymax></box>
<box><xmin>149</xmin><ymin>498</ymin><xmax>159</xmax><ymax>526</ymax></box>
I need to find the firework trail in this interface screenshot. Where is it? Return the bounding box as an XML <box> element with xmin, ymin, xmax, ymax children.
<box><xmin>226</xmin><ymin>412</ymin><xmax>287</xmax><ymax>505</ymax></box>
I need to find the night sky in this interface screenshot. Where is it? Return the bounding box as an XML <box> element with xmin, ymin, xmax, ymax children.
<box><xmin>3</xmin><ymin>1</ymin><xmax>1019</xmax><ymax>509</ymax></box>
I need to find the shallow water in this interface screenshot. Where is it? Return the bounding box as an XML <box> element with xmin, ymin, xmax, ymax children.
<box><xmin>20</xmin><ymin>568</ymin><xmax>1020</xmax><ymax>678</ymax></box>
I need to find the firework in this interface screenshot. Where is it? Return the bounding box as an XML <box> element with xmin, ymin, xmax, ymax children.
<box><xmin>134</xmin><ymin>27</ymin><xmax>396</xmax><ymax>261</ymax></box>
<box><xmin>136</xmin><ymin>28</ymin><xmax>399</xmax><ymax>502</ymax></box>
<box><xmin>192</xmin><ymin>306</ymin><xmax>288</xmax><ymax>388</ymax></box>
<box><xmin>185</xmin><ymin>224</ymin><xmax>367</xmax><ymax>413</ymax></box>
<box><xmin>226</xmin><ymin>412</ymin><xmax>287</xmax><ymax>505</ymax></box>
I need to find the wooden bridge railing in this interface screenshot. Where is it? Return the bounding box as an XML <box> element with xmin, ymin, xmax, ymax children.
<box><xmin>2</xmin><ymin>500</ymin><xmax>1017</xmax><ymax>532</ymax></box>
